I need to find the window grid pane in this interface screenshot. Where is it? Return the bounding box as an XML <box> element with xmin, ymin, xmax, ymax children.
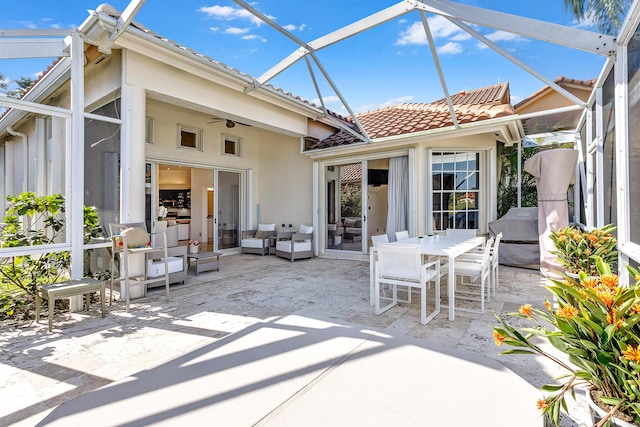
<box><xmin>431</xmin><ymin>151</ymin><xmax>481</xmax><ymax>231</ymax></box>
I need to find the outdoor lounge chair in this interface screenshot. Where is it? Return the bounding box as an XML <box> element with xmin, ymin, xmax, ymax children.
<box><xmin>275</xmin><ymin>224</ymin><xmax>313</xmax><ymax>261</ymax></box>
<box><xmin>241</xmin><ymin>223</ymin><xmax>276</xmax><ymax>256</ymax></box>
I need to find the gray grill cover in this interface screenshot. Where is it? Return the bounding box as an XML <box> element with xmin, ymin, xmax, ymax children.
<box><xmin>489</xmin><ymin>207</ymin><xmax>539</xmax><ymax>269</ymax></box>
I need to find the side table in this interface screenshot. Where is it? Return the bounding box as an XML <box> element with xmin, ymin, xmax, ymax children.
<box><xmin>187</xmin><ymin>251</ymin><xmax>222</xmax><ymax>275</ymax></box>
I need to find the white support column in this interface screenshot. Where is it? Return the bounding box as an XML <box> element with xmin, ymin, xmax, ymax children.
<box><xmin>4</xmin><ymin>142</ymin><xmax>14</xmax><ymax>197</ymax></box>
<box><xmin>69</xmin><ymin>31</ymin><xmax>84</xmax><ymax>281</ymax></box>
<box><xmin>50</xmin><ymin>117</ymin><xmax>66</xmax><ymax>195</ymax></box>
<box><xmin>595</xmin><ymin>88</ymin><xmax>605</xmax><ymax>227</ymax></box>
<box><xmin>614</xmin><ymin>44</ymin><xmax>630</xmax><ymax>285</ymax></box>
<box><xmin>312</xmin><ymin>161</ymin><xmax>319</xmax><ymax>256</ymax></box>
<box><xmin>247</xmin><ymin>168</ymin><xmax>253</xmax><ymax>229</ymax></box>
<box><xmin>35</xmin><ymin>117</ymin><xmax>46</xmax><ymax>195</ymax></box>
<box><xmin>120</xmin><ymin>83</ymin><xmax>147</xmax><ymax>223</ymax></box>
<box><xmin>408</xmin><ymin>148</ymin><xmax>416</xmax><ymax>237</ymax></box>
<box><xmin>0</xmin><ymin>144</ymin><xmax>5</xmax><ymax>215</ymax></box>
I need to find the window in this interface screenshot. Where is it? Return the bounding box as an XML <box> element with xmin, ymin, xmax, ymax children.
<box><xmin>178</xmin><ymin>125</ymin><xmax>203</xmax><ymax>150</ymax></box>
<box><xmin>145</xmin><ymin>117</ymin><xmax>154</xmax><ymax>144</ymax></box>
<box><xmin>431</xmin><ymin>151</ymin><xmax>480</xmax><ymax>231</ymax></box>
<box><xmin>221</xmin><ymin>134</ymin><xmax>242</xmax><ymax>157</ymax></box>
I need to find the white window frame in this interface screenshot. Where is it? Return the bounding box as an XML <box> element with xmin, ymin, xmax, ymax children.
<box><xmin>178</xmin><ymin>124</ymin><xmax>203</xmax><ymax>151</ymax></box>
<box><xmin>429</xmin><ymin>150</ymin><xmax>484</xmax><ymax>232</ymax></box>
<box><xmin>145</xmin><ymin>116</ymin><xmax>154</xmax><ymax>144</ymax></box>
<box><xmin>221</xmin><ymin>133</ymin><xmax>242</xmax><ymax>157</ymax></box>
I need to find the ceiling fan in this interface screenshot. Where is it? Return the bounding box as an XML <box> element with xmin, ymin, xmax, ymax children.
<box><xmin>207</xmin><ymin>117</ymin><xmax>251</xmax><ymax>128</ymax></box>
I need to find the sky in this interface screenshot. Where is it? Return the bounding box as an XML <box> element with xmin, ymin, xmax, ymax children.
<box><xmin>0</xmin><ymin>0</ymin><xmax>612</xmax><ymax>116</ymax></box>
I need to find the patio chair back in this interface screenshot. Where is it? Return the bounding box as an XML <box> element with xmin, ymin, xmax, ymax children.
<box><xmin>394</xmin><ymin>230</ymin><xmax>410</xmax><ymax>241</ymax></box>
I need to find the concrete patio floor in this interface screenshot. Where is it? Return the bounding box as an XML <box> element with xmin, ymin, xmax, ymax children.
<box><xmin>0</xmin><ymin>254</ymin><xmax>590</xmax><ymax>426</ymax></box>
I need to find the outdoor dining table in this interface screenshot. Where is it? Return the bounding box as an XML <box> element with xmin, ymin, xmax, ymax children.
<box><xmin>369</xmin><ymin>235</ymin><xmax>485</xmax><ymax>321</ymax></box>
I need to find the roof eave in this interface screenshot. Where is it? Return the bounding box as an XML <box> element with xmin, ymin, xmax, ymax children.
<box><xmin>89</xmin><ymin>12</ymin><xmax>326</xmax><ymax>120</ymax></box>
<box><xmin>304</xmin><ymin>115</ymin><xmax>522</xmax><ymax>159</ymax></box>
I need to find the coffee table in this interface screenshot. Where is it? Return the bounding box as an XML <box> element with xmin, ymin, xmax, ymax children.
<box><xmin>187</xmin><ymin>251</ymin><xmax>221</xmax><ymax>275</ymax></box>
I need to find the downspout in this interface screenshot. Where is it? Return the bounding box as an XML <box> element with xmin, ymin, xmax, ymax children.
<box><xmin>7</xmin><ymin>126</ymin><xmax>28</xmax><ymax>192</ymax></box>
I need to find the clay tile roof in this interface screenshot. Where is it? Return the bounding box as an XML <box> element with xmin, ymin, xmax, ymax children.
<box><xmin>513</xmin><ymin>75</ymin><xmax>596</xmax><ymax>110</ymax></box>
<box><xmin>310</xmin><ymin>82</ymin><xmax>514</xmax><ymax>150</ymax></box>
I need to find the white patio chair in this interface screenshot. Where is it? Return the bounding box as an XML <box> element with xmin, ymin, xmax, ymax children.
<box><xmin>394</xmin><ymin>230</ymin><xmax>410</xmax><ymax>241</ymax></box>
<box><xmin>458</xmin><ymin>233</ymin><xmax>502</xmax><ymax>297</ymax></box>
<box><xmin>371</xmin><ymin>234</ymin><xmax>389</xmax><ymax>247</ymax></box>
<box><xmin>453</xmin><ymin>236</ymin><xmax>493</xmax><ymax>314</ymax></box>
<box><xmin>374</xmin><ymin>243</ymin><xmax>440</xmax><ymax>325</ymax></box>
<box><xmin>445</xmin><ymin>228</ymin><xmax>477</xmax><ymax>237</ymax></box>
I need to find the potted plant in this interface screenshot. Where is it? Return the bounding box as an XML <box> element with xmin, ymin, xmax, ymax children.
<box><xmin>550</xmin><ymin>224</ymin><xmax>617</xmax><ymax>277</ymax></box>
<box><xmin>189</xmin><ymin>239</ymin><xmax>200</xmax><ymax>254</ymax></box>
<box><xmin>494</xmin><ymin>258</ymin><xmax>640</xmax><ymax>426</ymax></box>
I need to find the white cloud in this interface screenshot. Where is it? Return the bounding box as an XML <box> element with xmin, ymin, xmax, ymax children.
<box><xmin>396</xmin><ymin>22</ymin><xmax>428</xmax><ymax>46</ymax></box>
<box><xmin>283</xmin><ymin>23</ymin><xmax>307</xmax><ymax>32</ymax></box>
<box><xmin>209</xmin><ymin>26</ymin><xmax>219</xmax><ymax>32</ymax></box>
<box><xmin>198</xmin><ymin>5</ymin><xmax>274</xmax><ymax>26</ymax></box>
<box><xmin>437</xmin><ymin>42</ymin><xmax>463</xmax><ymax>55</ymax></box>
<box><xmin>427</xmin><ymin>15</ymin><xmax>469</xmax><ymax>40</ymax></box>
<box><xmin>486</xmin><ymin>30</ymin><xmax>525</xmax><ymax>43</ymax></box>
<box><xmin>396</xmin><ymin>15</ymin><xmax>469</xmax><ymax>46</ymax></box>
<box><xmin>311</xmin><ymin>95</ymin><xmax>341</xmax><ymax>105</ymax></box>
<box><xmin>242</xmin><ymin>34</ymin><xmax>267</xmax><ymax>42</ymax></box>
<box><xmin>476</xmin><ymin>30</ymin><xmax>527</xmax><ymax>49</ymax></box>
<box><xmin>225</xmin><ymin>27</ymin><xmax>250</xmax><ymax>35</ymax></box>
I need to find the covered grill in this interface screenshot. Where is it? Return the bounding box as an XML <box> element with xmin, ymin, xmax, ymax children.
<box><xmin>489</xmin><ymin>207</ymin><xmax>540</xmax><ymax>269</ymax></box>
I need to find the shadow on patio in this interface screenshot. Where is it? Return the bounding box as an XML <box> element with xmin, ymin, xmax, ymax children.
<box><xmin>1</xmin><ymin>255</ymin><xmax>586</xmax><ymax>426</ymax></box>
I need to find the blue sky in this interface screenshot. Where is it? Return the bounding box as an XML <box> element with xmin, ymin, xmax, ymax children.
<box><xmin>0</xmin><ymin>1</ymin><xmax>610</xmax><ymax>115</ymax></box>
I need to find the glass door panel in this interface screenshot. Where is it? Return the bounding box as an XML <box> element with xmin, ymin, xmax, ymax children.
<box><xmin>216</xmin><ymin>170</ymin><xmax>241</xmax><ymax>250</ymax></box>
<box><xmin>326</xmin><ymin>162</ymin><xmax>365</xmax><ymax>252</ymax></box>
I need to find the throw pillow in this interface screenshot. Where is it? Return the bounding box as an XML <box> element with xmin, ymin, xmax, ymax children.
<box><xmin>299</xmin><ymin>224</ymin><xmax>313</xmax><ymax>234</ymax></box>
<box><xmin>254</xmin><ymin>230</ymin><xmax>266</xmax><ymax>239</ymax></box>
<box><xmin>120</xmin><ymin>227</ymin><xmax>150</xmax><ymax>248</ymax></box>
<box><xmin>258</xmin><ymin>223</ymin><xmax>276</xmax><ymax>232</ymax></box>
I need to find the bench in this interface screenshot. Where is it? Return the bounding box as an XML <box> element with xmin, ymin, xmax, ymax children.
<box><xmin>35</xmin><ymin>277</ymin><xmax>106</xmax><ymax>332</ymax></box>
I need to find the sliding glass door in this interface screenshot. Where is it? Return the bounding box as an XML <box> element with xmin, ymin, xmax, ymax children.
<box><xmin>325</xmin><ymin>162</ymin><xmax>367</xmax><ymax>252</ymax></box>
<box><xmin>215</xmin><ymin>170</ymin><xmax>241</xmax><ymax>250</ymax></box>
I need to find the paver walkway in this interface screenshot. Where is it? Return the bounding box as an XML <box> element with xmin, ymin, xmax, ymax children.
<box><xmin>0</xmin><ymin>255</ymin><xmax>588</xmax><ymax>426</ymax></box>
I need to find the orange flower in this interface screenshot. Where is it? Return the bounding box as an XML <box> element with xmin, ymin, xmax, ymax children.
<box><xmin>557</xmin><ymin>305</ymin><xmax>579</xmax><ymax>318</ymax></box>
<box><xmin>600</xmin><ymin>275</ymin><xmax>619</xmax><ymax>290</ymax></box>
<box><xmin>519</xmin><ymin>304</ymin><xmax>533</xmax><ymax>317</ymax></box>
<box><xmin>631</xmin><ymin>303</ymin><xmax>640</xmax><ymax>315</ymax></box>
<box><xmin>537</xmin><ymin>399</ymin><xmax>548</xmax><ymax>410</ymax></box>
<box><xmin>544</xmin><ymin>300</ymin><xmax>552</xmax><ymax>311</ymax></box>
<box><xmin>623</xmin><ymin>345</ymin><xmax>640</xmax><ymax>363</ymax></box>
<box><xmin>606</xmin><ymin>308</ymin><xmax>623</xmax><ymax>329</ymax></box>
<box><xmin>595</xmin><ymin>287</ymin><xmax>614</xmax><ymax>308</ymax></box>
<box><xmin>493</xmin><ymin>330</ymin><xmax>505</xmax><ymax>346</ymax></box>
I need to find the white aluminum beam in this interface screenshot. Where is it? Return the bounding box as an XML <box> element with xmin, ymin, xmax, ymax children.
<box><xmin>109</xmin><ymin>0</ymin><xmax>146</xmax><ymax>43</ymax></box>
<box><xmin>233</xmin><ymin>0</ymin><xmax>370</xmax><ymax>141</ymax></box>
<box><xmin>0</xmin><ymin>38</ymin><xmax>68</xmax><ymax>58</ymax></box>
<box><xmin>414</xmin><ymin>0</ymin><xmax>615</xmax><ymax>56</ymax></box>
<box><xmin>448</xmin><ymin>17</ymin><xmax>587</xmax><ymax>107</ymax></box>
<box><xmin>0</xmin><ymin>97</ymin><xmax>71</xmax><ymax>118</ymax></box>
<box><xmin>0</xmin><ymin>29</ymin><xmax>71</xmax><ymax>37</ymax></box>
<box><xmin>253</xmin><ymin>1</ymin><xmax>415</xmax><ymax>85</ymax></box>
<box><xmin>420</xmin><ymin>11</ymin><xmax>458</xmax><ymax>128</ymax></box>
